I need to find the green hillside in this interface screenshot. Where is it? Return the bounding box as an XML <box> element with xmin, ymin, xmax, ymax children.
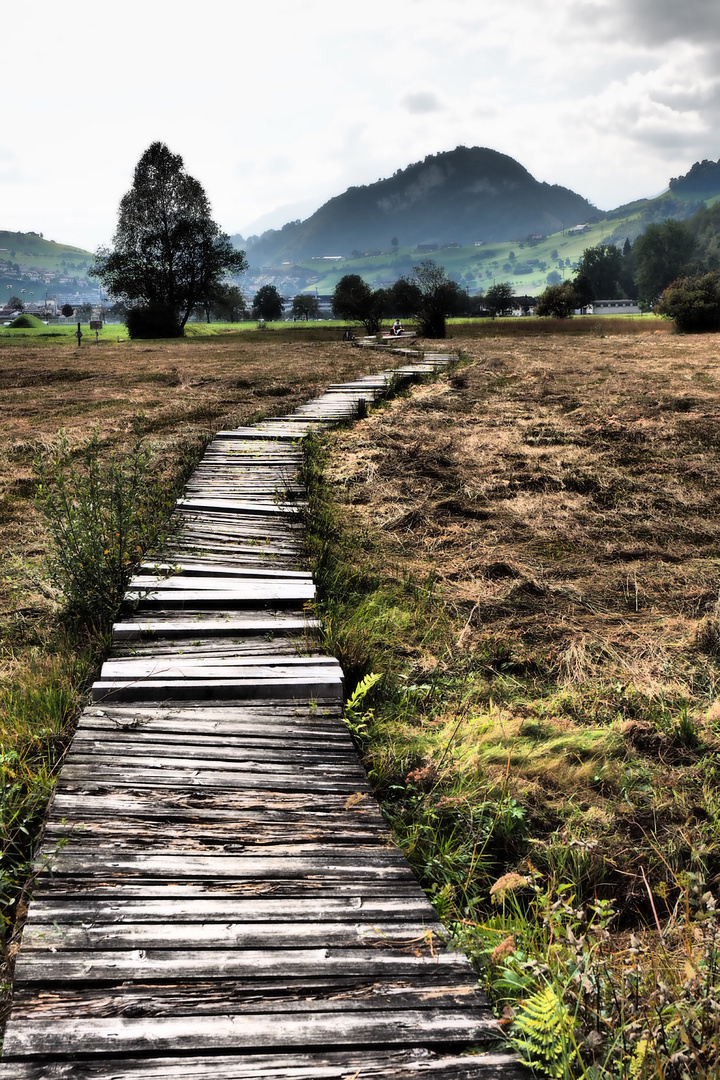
<box><xmin>295</xmin><ymin>221</ymin><xmax>624</xmax><ymax>296</ymax></box>
<box><xmin>0</xmin><ymin>230</ymin><xmax>93</xmax><ymax>273</ymax></box>
<box><xmin>0</xmin><ymin>230</ymin><xmax>97</xmax><ymax>303</ymax></box>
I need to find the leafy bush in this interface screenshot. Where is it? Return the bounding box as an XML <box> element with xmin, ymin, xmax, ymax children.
<box><xmin>656</xmin><ymin>271</ymin><xmax>720</xmax><ymax>332</ymax></box>
<box><xmin>126</xmin><ymin>303</ymin><xmax>182</xmax><ymax>338</ymax></box>
<box><xmin>35</xmin><ymin>431</ymin><xmax>176</xmax><ymax>632</ymax></box>
<box><xmin>536</xmin><ymin>281</ymin><xmax>578</xmax><ymax>318</ymax></box>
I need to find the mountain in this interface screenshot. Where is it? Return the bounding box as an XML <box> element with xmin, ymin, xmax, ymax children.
<box><xmin>246</xmin><ymin>147</ymin><xmax>598</xmax><ymax>266</ymax></box>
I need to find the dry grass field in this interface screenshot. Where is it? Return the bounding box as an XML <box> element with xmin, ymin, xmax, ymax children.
<box><xmin>309</xmin><ymin>322</ymin><xmax>720</xmax><ymax>1077</ymax></box>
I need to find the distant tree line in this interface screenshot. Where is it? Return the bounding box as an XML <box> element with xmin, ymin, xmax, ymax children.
<box><xmin>332</xmin><ymin>261</ymin><xmax>477</xmax><ymax>338</ymax></box>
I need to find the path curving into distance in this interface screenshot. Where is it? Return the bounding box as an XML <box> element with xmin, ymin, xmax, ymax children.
<box><xmin>0</xmin><ymin>349</ymin><xmax>526</xmax><ymax>1079</ymax></box>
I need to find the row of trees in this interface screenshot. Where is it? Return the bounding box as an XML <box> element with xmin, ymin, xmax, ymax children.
<box><xmin>331</xmin><ymin>266</ymin><xmax>517</xmax><ymax>337</ymax></box>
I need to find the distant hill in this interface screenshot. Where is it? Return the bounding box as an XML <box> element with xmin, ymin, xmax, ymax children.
<box><xmin>0</xmin><ymin>230</ymin><xmax>97</xmax><ymax>302</ymax></box>
<box><xmin>0</xmin><ymin>230</ymin><xmax>93</xmax><ymax>272</ymax></box>
<box><xmin>246</xmin><ymin>147</ymin><xmax>599</xmax><ymax>265</ymax></box>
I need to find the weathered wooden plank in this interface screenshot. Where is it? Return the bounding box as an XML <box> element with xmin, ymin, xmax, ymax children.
<box><xmin>42</xmin><ymin>819</ymin><xmax>387</xmax><ymax>850</ymax></box>
<box><xmin>113</xmin><ymin>616</ymin><xmax>319</xmax><ymax>639</ymax></box>
<box><xmin>123</xmin><ymin>590</ymin><xmax>313</xmax><ymax>609</ymax></box>
<box><xmin>2</xmin><ymin>1008</ymin><xmax>498</xmax><ymax>1056</ymax></box>
<box><xmin>39</xmin><ymin>824</ymin><xmax>398</xmax><ymax>855</ymax></box>
<box><xmin>62</xmin><ymin>743</ymin><xmax>361</xmax><ymax>771</ymax></box>
<box><xmin>34</xmin><ymin>852</ymin><xmax>413</xmax><ymax>879</ymax></box>
<box><xmin>108</xmin><ymin>639</ymin><xmax>314</xmax><ymax>659</ymax></box>
<box><xmin>78</xmin><ymin>702</ymin><xmax>344</xmax><ymax>724</ymax></box>
<box><xmin>68</xmin><ymin>737</ymin><xmax>358</xmax><ymax>761</ymax></box>
<box><xmin>6</xmin><ymin>981</ymin><xmax>488</xmax><ymax>1023</ymax></box>
<box><xmin>90</xmin><ymin>676</ymin><xmax>343</xmax><ymax>702</ymax></box>
<box><xmin>98</xmin><ymin>656</ymin><xmax>340</xmax><ymax>678</ymax></box>
<box><xmin>0</xmin><ymin>1048</ymin><xmax>526</xmax><ymax>1080</ymax></box>
<box><xmin>44</xmin><ymin>813</ymin><xmax>383</xmax><ymax>842</ymax></box>
<box><xmin>127</xmin><ymin>577</ymin><xmax>316</xmax><ymax>599</ymax></box>
<box><xmin>138</xmin><ymin>561</ymin><xmax>311</xmax><ymax>580</ymax></box>
<box><xmin>50</xmin><ymin>788</ymin><xmax>382</xmax><ymax>822</ymax></box>
<box><xmin>176</xmin><ymin>497</ymin><xmax>303</xmax><ymax>515</ymax></box>
<box><xmin>74</xmin><ymin>720</ymin><xmax>354</xmax><ymax>747</ymax></box>
<box><xmin>13</xmin><ymin>947</ymin><xmax>476</xmax><ymax>982</ymax></box>
<box><xmin>56</xmin><ymin>764</ymin><xmax>368</xmax><ymax>792</ymax></box>
<box><xmin>21</xmin><ymin>919</ymin><xmax>445</xmax><ymax>951</ymax></box>
<box><xmin>22</xmin><ymin>895</ymin><xmax>436</xmax><ymax>924</ymax></box>
<box><xmin>31</xmin><ymin>879</ymin><xmax>425</xmax><ymax>900</ymax></box>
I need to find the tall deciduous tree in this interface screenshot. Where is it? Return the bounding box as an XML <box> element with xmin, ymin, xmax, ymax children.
<box><xmin>536</xmin><ymin>281</ymin><xmax>577</xmax><ymax>318</ymax></box>
<box><xmin>388</xmin><ymin>277</ymin><xmax>422</xmax><ymax>318</ymax></box>
<box><xmin>484</xmin><ymin>282</ymin><xmax>515</xmax><ymax>317</ymax></box>
<box><xmin>411</xmin><ymin>260</ymin><xmax>463</xmax><ymax>338</ymax></box>
<box><xmin>575</xmin><ymin>244</ymin><xmax>623</xmax><ymax>299</ymax></box>
<box><xmin>252</xmin><ymin>284</ymin><xmax>284</xmax><ymax>321</ymax></box>
<box><xmin>91</xmin><ymin>142</ymin><xmax>247</xmax><ymax>336</ymax></box>
<box><xmin>656</xmin><ymin>272</ymin><xmax>720</xmax><ymax>332</ymax></box>
<box><xmin>291</xmin><ymin>293</ymin><xmax>320</xmax><ymax>319</ymax></box>
<box><xmin>332</xmin><ymin>274</ymin><xmax>386</xmax><ymax>333</ymax></box>
<box><xmin>632</xmin><ymin>220</ymin><xmax>696</xmax><ymax>307</ymax></box>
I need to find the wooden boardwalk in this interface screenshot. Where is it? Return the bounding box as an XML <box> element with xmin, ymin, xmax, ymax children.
<box><xmin>1</xmin><ymin>352</ymin><xmax>525</xmax><ymax>1078</ymax></box>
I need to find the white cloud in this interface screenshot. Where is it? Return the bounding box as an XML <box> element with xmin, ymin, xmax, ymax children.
<box><xmin>3</xmin><ymin>0</ymin><xmax>720</xmax><ymax>247</ymax></box>
<box><xmin>401</xmin><ymin>92</ymin><xmax>444</xmax><ymax>114</ymax></box>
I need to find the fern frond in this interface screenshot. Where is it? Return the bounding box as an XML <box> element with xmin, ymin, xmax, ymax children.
<box><xmin>345</xmin><ymin>672</ymin><xmax>382</xmax><ymax>713</ymax></box>
<box><xmin>511</xmin><ymin>984</ymin><xmax>578</xmax><ymax>1079</ymax></box>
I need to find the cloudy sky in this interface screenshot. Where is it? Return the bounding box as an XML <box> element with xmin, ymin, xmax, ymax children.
<box><xmin>3</xmin><ymin>0</ymin><xmax>719</xmax><ymax>251</ymax></box>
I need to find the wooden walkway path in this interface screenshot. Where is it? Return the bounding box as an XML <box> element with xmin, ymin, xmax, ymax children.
<box><xmin>1</xmin><ymin>352</ymin><xmax>525</xmax><ymax>1078</ymax></box>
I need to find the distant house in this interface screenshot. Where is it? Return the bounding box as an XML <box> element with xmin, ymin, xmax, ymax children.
<box><xmin>512</xmin><ymin>296</ymin><xmax>536</xmax><ymax>316</ymax></box>
<box><xmin>589</xmin><ymin>298</ymin><xmax>641</xmax><ymax>315</ymax></box>
<box><xmin>568</xmin><ymin>224</ymin><xmax>590</xmax><ymax>235</ymax></box>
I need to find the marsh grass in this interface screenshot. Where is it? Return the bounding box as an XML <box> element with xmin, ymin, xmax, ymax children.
<box><xmin>34</xmin><ymin>428</ymin><xmax>189</xmax><ymax>633</ymax></box>
<box><xmin>304</xmin><ymin>328</ymin><xmax>720</xmax><ymax>1078</ymax></box>
<box><xmin>1</xmin><ymin>638</ymin><xmax>99</xmax><ymax>962</ymax></box>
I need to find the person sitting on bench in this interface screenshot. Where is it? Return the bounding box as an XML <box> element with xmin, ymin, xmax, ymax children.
<box><xmin>392</xmin><ymin>318</ymin><xmax>404</xmax><ymax>336</ymax></box>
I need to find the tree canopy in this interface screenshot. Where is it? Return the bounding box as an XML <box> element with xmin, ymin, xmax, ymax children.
<box><xmin>535</xmin><ymin>281</ymin><xmax>577</xmax><ymax>318</ymax></box>
<box><xmin>291</xmin><ymin>293</ymin><xmax>320</xmax><ymax>320</ymax></box>
<box><xmin>484</xmin><ymin>282</ymin><xmax>515</xmax><ymax>317</ymax></box>
<box><xmin>632</xmin><ymin>220</ymin><xmax>696</xmax><ymax>307</ymax></box>
<box><xmin>252</xmin><ymin>284</ymin><xmax>284</xmax><ymax>321</ymax></box>
<box><xmin>91</xmin><ymin>142</ymin><xmax>247</xmax><ymax>336</ymax></box>
<box><xmin>656</xmin><ymin>271</ymin><xmax>720</xmax><ymax>332</ymax></box>
<box><xmin>575</xmin><ymin>244</ymin><xmax>623</xmax><ymax>299</ymax></box>
<box><xmin>411</xmin><ymin>260</ymin><xmax>463</xmax><ymax>338</ymax></box>
<box><xmin>197</xmin><ymin>283</ymin><xmax>248</xmax><ymax>323</ymax></box>
<box><xmin>332</xmin><ymin>275</ymin><xmax>385</xmax><ymax>333</ymax></box>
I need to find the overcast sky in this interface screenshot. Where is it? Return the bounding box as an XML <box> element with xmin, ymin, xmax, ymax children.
<box><xmin>3</xmin><ymin>0</ymin><xmax>719</xmax><ymax>251</ymax></box>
